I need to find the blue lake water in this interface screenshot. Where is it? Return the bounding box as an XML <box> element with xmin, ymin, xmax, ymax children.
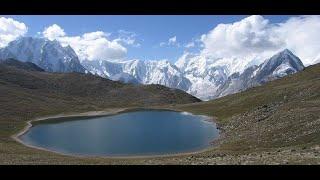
<box><xmin>20</xmin><ymin>110</ymin><xmax>219</xmax><ymax>156</ymax></box>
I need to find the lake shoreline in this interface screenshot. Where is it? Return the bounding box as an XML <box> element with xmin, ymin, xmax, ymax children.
<box><xmin>11</xmin><ymin>107</ymin><xmax>220</xmax><ymax>159</ymax></box>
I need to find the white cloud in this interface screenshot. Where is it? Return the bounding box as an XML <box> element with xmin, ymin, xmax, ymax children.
<box><xmin>42</xmin><ymin>24</ymin><xmax>127</xmax><ymax>61</ymax></box>
<box><xmin>82</xmin><ymin>31</ymin><xmax>110</xmax><ymax>40</ymax></box>
<box><xmin>183</xmin><ymin>15</ymin><xmax>320</xmax><ymax>67</ymax></box>
<box><xmin>0</xmin><ymin>17</ymin><xmax>28</xmax><ymax>47</ymax></box>
<box><xmin>185</xmin><ymin>42</ymin><xmax>195</xmax><ymax>48</ymax></box>
<box><xmin>160</xmin><ymin>36</ymin><xmax>179</xmax><ymax>47</ymax></box>
<box><xmin>43</xmin><ymin>24</ymin><xmax>65</xmax><ymax>40</ymax></box>
<box><xmin>168</xmin><ymin>36</ymin><xmax>177</xmax><ymax>45</ymax></box>
<box><xmin>200</xmin><ymin>15</ymin><xmax>284</xmax><ymax>58</ymax></box>
<box><xmin>275</xmin><ymin>15</ymin><xmax>320</xmax><ymax>65</ymax></box>
<box><xmin>159</xmin><ymin>42</ymin><xmax>166</xmax><ymax>47</ymax></box>
<box><xmin>114</xmin><ymin>30</ymin><xmax>140</xmax><ymax>47</ymax></box>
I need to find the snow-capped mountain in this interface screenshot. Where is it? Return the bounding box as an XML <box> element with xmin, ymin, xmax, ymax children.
<box><xmin>255</xmin><ymin>49</ymin><xmax>304</xmax><ymax>82</ymax></box>
<box><xmin>82</xmin><ymin>59</ymin><xmax>192</xmax><ymax>91</ymax></box>
<box><xmin>0</xmin><ymin>37</ymin><xmax>86</xmax><ymax>73</ymax></box>
<box><xmin>215</xmin><ymin>49</ymin><xmax>305</xmax><ymax>98</ymax></box>
<box><xmin>175</xmin><ymin>54</ymin><xmax>228</xmax><ymax>100</ymax></box>
<box><xmin>0</xmin><ymin>37</ymin><xmax>305</xmax><ymax>101</ymax></box>
<box><xmin>173</xmin><ymin>49</ymin><xmax>305</xmax><ymax>100</ymax></box>
<box><xmin>174</xmin><ymin>52</ymin><xmax>267</xmax><ymax>100</ymax></box>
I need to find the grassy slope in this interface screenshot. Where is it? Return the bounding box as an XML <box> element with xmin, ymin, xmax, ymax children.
<box><xmin>171</xmin><ymin>63</ymin><xmax>320</xmax><ymax>164</ymax></box>
<box><xmin>0</xmin><ymin>62</ymin><xmax>319</xmax><ymax>164</ymax></box>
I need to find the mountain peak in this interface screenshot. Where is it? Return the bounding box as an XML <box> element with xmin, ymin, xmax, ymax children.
<box><xmin>256</xmin><ymin>49</ymin><xmax>305</xmax><ymax>83</ymax></box>
<box><xmin>262</xmin><ymin>49</ymin><xmax>304</xmax><ymax>68</ymax></box>
<box><xmin>277</xmin><ymin>49</ymin><xmax>300</xmax><ymax>59</ymax></box>
<box><xmin>281</xmin><ymin>48</ymin><xmax>293</xmax><ymax>54</ymax></box>
<box><xmin>0</xmin><ymin>37</ymin><xmax>86</xmax><ymax>73</ymax></box>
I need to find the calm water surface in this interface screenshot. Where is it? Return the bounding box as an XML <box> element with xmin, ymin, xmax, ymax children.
<box><xmin>20</xmin><ymin>110</ymin><xmax>219</xmax><ymax>156</ymax></box>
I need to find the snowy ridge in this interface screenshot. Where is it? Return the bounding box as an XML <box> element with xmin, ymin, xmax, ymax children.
<box><xmin>82</xmin><ymin>59</ymin><xmax>192</xmax><ymax>91</ymax></box>
<box><xmin>83</xmin><ymin>49</ymin><xmax>304</xmax><ymax>100</ymax></box>
<box><xmin>215</xmin><ymin>49</ymin><xmax>305</xmax><ymax>98</ymax></box>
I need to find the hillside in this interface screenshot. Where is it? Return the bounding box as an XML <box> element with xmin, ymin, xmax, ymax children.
<box><xmin>0</xmin><ymin>58</ymin><xmax>45</xmax><ymax>72</ymax></box>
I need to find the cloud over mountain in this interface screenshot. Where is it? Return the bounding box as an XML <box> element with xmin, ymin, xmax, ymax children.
<box><xmin>43</xmin><ymin>24</ymin><xmax>66</xmax><ymax>40</ymax></box>
<box><xmin>188</xmin><ymin>15</ymin><xmax>320</xmax><ymax>67</ymax></box>
<box><xmin>0</xmin><ymin>17</ymin><xmax>28</xmax><ymax>47</ymax></box>
<box><xmin>276</xmin><ymin>15</ymin><xmax>320</xmax><ymax>65</ymax></box>
<box><xmin>201</xmin><ymin>15</ymin><xmax>283</xmax><ymax>58</ymax></box>
<box><xmin>42</xmin><ymin>24</ymin><xmax>127</xmax><ymax>61</ymax></box>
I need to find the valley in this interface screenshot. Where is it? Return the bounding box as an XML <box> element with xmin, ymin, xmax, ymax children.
<box><xmin>0</xmin><ymin>59</ymin><xmax>319</xmax><ymax>164</ymax></box>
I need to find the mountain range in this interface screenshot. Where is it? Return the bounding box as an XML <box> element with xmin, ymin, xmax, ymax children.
<box><xmin>0</xmin><ymin>37</ymin><xmax>305</xmax><ymax>100</ymax></box>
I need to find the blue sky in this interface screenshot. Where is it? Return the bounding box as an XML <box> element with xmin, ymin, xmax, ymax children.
<box><xmin>5</xmin><ymin>15</ymin><xmax>292</xmax><ymax>62</ymax></box>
